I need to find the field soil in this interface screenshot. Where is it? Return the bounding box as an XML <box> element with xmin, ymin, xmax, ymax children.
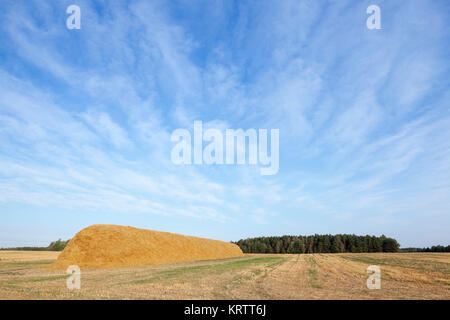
<box><xmin>0</xmin><ymin>251</ymin><xmax>448</xmax><ymax>299</ymax></box>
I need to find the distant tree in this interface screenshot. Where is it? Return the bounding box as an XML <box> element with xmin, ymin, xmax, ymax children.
<box><xmin>47</xmin><ymin>239</ymin><xmax>70</xmax><ymax>251</ymax></box>
<box><xmin>335</xmin><ymin>235</ymin><xmax>345</xmax><ymax>253</ymax></box>
<box><xmin>382</xmin><ymin>238</ymin><xmax>400</xmax><ymax>253</ymax></box>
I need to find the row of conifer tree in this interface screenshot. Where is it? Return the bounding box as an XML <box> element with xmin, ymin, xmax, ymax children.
<box><xmin>400</xmin><ymin>245</ymin><xmax>450</xmax><ymax>252</ymax></box>
<box><xmin>233</xmin><ymin>234</ymin><xmax>400</xmax><ymax>253</ymax></box>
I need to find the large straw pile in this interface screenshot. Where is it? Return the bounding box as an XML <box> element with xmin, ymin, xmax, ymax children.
<box><xmin>51</xmin><ymin>224</ymin><xmax>243</xmax><ymax>269</ymax></box>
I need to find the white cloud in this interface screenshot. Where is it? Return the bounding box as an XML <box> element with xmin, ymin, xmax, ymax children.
<box><xmin>0</xmin><ymin>0</ymin><xmax>449</xmax><ymax>246</ymax></box>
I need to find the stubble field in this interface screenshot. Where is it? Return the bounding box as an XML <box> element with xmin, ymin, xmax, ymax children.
<box><xmin>0</xmin><ymin>251</ymin><xmax>448</xmax><ymax>299</ymax></box>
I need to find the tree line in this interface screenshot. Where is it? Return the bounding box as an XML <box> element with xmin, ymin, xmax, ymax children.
<box><xmin>233</xmin><ymin>234</ymin><xmax>400</xmax><ymax>254</ymax></box>
<box><xmin>0</xmin><ymin>239</ymin><xmax>69</xmax><ymax>251</ymax></box>
<box><xmin>400</xmin><ymin>245</ymin><xmax>450</xmax><ymax>253</ymax></box>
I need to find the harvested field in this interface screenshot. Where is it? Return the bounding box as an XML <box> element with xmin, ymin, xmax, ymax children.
<box><xmin>0</xmin><ymin>251</ymin><xmax>449</xmax><ymax>299</ymax></box>
<box><xmin>51</xmin><ymin>224</ymin><xmax>243</xmax><ymax>269</ymax></box>
<box><xmin>0</xmin><ymin>251</ymin><xmax>59</xmax><ymax>262</ymax></box>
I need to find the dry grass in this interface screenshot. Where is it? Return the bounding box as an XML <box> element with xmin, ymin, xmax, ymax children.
<box><xmin>0</xmin><ymin>251</ymin><xmax>59</xmax><ymax>262</ymax></box>
<box><xmin>0</xmin><ymin>251</ymin><xmax>449</xmax><ymax>299</ymax></box>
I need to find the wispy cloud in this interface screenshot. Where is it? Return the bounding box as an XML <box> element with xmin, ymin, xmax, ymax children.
<box><xmin>0</xmin><ymin>0</ymin><xmax>449</xmax><ymax>246</ymax></box>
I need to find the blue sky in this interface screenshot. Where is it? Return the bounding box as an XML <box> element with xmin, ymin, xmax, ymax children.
<box><xmin>0</xmin><ymin>0</ymin><xmax>449</xmax><ymax>248</ymax></box>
